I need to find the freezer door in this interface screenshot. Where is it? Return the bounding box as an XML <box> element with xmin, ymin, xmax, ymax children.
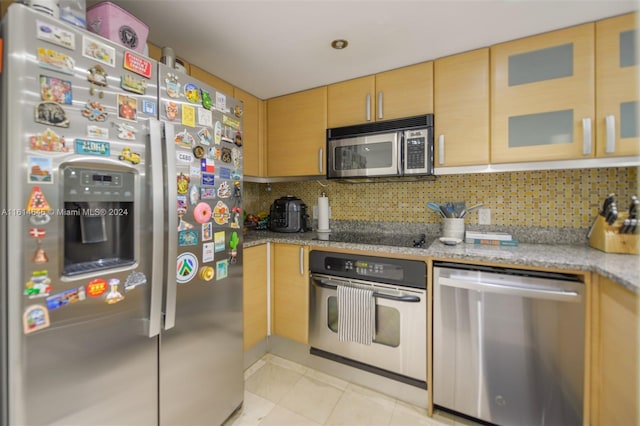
<box><xmin>1</xmin><ymin>5</ymin><xmax>159</xmax><ymax>425</ymax></box>
<box><xmin>158</xmin><ymin>67</ymin><xmax>243</xmax><ymax>426</ymax></box>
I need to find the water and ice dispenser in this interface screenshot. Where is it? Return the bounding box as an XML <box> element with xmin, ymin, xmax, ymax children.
<box><xmin>62</xmin><ymin>166</ymin><xmax>136</xmax><ymax>275</ymax></box>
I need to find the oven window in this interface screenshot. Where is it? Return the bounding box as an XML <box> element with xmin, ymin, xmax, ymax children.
<box><xmin>327</xmin><ymin>296</ymin><xmax>400</xmax><ymax>347</ymax></box>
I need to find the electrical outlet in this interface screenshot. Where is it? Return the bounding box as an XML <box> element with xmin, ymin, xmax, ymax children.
<box><xmin>478</xmin><ymin>208</ymin><xmax>491</xmax><ymax>225</ymax></box>
<box><xmin>312</xmin><ymin>205</ymin><xmax>318</xmax><ymax>219</ymax></box>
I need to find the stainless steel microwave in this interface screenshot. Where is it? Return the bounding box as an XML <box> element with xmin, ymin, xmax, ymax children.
<box><xmin>326</xmin><ymin>115</ymin><xmax>434</xmax><ymax>179</ymax></box>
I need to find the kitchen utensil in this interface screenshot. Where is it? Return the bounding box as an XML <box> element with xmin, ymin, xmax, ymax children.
<box><xmin>453</xmin><ymin>201</ymin><xmax>466</xmax><ymax>217</ymax></box>
<box><xmin>445</xmin><ymin>202</ymin><xmax>456</xmax><ymax>217</ymax></box>
<box><xmin>427</xmin><ymin>202</ymin><xmax>445</xmax><ymax>218</ymax></box>
<box><xmin>606</xmin><ymin>203</ymin><xmax>618</xmax><ymax>225</ymax></box>
<box><xmin>460</xmin><ymin>203</ymin><xmax>484</xmax><ymax>218</ymax></box>
<box><xmin>621</xmin><ymin>218</ymin><xmax>631</xmax><ymax>234</ymax></box>
<box><xmin>601</xmin><ymin>193</ymin><xmax>616</xmax><ymax>217</ymax></box>
<box><xmin>629</xmin><ymin>195</ymin><xmax>638</xmax><ymax>219</ymax></box>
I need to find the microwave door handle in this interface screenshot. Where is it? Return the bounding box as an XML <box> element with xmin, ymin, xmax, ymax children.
<box><xmin>400</xmin><ymin>132</ymin><xmax>405</xmax><ymax>175</ymax></box>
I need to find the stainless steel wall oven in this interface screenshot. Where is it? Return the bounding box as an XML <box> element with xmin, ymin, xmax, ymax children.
<box><xmin>309</xmin><ymin>250</ymin><xmax>427</xmax><ymax>388</ymax></box>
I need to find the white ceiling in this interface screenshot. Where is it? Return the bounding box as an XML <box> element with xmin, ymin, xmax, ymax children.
<box><xmin>86</xmin><ymin>0</ymin><xmax>638</xmax><ymax>99</ymax></box>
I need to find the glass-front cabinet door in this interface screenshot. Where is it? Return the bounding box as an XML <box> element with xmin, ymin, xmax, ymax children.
<box><xmin>596</xmin><ymin>12</ymin><xmax>639</xmax><ymax>158</ymax></box>
<box><xmin>491</xmin><ymin>23</ymin><xmax>595</xmax><ymax>163</ymax></box>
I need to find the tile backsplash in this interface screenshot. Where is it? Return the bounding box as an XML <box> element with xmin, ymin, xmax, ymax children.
<box><xmin>243</xmin><ymin>167</ymin><xmax>638</xmax><ymax>229</ymax></box>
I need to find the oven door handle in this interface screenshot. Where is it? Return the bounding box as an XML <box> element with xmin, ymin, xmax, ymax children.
<box><xmin>313</xmin><ymin>278</ymin><xmax>421</xmax><ymax>303</ymax></box>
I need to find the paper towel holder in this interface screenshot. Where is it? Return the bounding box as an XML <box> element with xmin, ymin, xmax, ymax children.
<box><xmin>317</xmin><ymin>191</ymin><xmax>331</xmax><ymax>233</ymax></box>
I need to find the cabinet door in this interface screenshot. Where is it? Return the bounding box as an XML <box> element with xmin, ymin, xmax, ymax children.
<box><xmin>327</xmin><ymin>76</ymin><xmax>375</xmax><ymax>128</ymax></box>
<box><xmin>273</xmin><ymin>244</ymin><xmax>309</xmax><ymax>344</ymax></box>
<box><xmin>596</xmin><ymin>12</ymin><xmax>639</xmax><ymax>157</ymax></box>
<box><xmin>147</xmin><ymin>42</ymin><xmax>162</xmax><ymax>62</ymax></box>
<box><xmin>491</xmin><ymin>23</ymin><xmax>595</xmax><ymax>163</ymax></box>
<box><xmin>243</xmin><ymin>244</ymin><xmax>268</xmax><ymax>350</ymax></box>
<box><xmin>267</xmin><ymin>86</ymin><xmax>327</xmax><ymax>176</ymax></box>
<box><xmin>234</xmin><ymin>88</ymin><xmax>266</xmax><ymax>177</ymax></box>
<box><xmin>434</xmin><ymin>49</ymin><xmax>490</xmax><ymax>167</ymax></box>
<box><xmin>375</xmin><ymin>61</ymin><xmax>433</xmax><ymax>121</ymax></box>
<box><xmin>592</xmin><ymin>275</ymin><xmax>639</xmax><ymax>426</ymax></box>
<box><xmin>189</xmin><ymin>65</ymin><xmax>234</xmax><ymax>95</ymax></box>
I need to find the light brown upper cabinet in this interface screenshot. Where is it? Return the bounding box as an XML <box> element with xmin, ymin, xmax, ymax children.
<box><xmin>595</xmin><ymin>12</ymin><xmax>639</xmax><ymax>158</ymax></box>
<box><xmin>267</xmin><ymin>86</ymin><xmax>327</xmax><ymax>177</ymax></box>
<box><xmin>491</xmin><ymin>23</ymin><xmax>595</xmax><ymax>163</ymax></box>
<box><xmin>1</xmin><ymin>0</ymin><xmax>16</xmax><ymax>18</ymax></box>
<box><xmin>327</xmin><ymin>62</ymin><xmax>433</xmax><ymax>128</ymax></box>
<box><xmin>234</xmin><ymin>88</ymin><xmax>266</xmax><ymax>177</ymax></box>
<box><xmin>434</xmin><ymin>49</ymin><xmax>490</xmax><ymax>167</ymax></box>
<box><xmin>189</xmin><ymin>65</ymin><xmax>233</xmax><ymax>95</ymax></box>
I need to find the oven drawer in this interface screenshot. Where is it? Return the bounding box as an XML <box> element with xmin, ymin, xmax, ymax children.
<box><xmin>309</xmin><ymin>274</ymin><xmax>427</xmax><ymax>383</ymax></box>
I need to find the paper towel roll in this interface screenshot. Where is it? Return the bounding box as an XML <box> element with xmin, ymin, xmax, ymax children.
<box><xmin>318</xmin><ymin>195</ymin><xmax>330</xmax><ymax>232</ymax></box>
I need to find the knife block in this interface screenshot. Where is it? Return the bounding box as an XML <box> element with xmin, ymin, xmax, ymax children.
<box><xmin>589</xmin><ymin>213</ymin><xmax>639</xmax><ymax>255</ymax></box>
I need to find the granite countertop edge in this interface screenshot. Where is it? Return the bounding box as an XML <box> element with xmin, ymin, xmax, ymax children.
<box><xmin>243</xmin><ymin>231</ymin><xmax>640</xmax><ymax>294</ymax></box>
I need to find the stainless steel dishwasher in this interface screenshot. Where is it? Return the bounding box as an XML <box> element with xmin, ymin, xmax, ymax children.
<box><xmin>433</xmin><ymin>262</ymin><xmax>585</xmax><ymax>426</ymax></box>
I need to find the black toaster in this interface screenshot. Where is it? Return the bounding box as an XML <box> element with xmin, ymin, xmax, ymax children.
<box><xmin>268</xmin><ymin>196</ymin><xmax>312</xmax><ymax>232</ymax></box>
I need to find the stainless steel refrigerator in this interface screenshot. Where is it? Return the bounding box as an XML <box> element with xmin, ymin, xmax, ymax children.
<box><xmin>0</xmin><ymin>4</ymin><xmax>244</xmax><ymax>425</ymax></box>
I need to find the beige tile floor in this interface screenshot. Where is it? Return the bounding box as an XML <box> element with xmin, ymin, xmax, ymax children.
<box><xmin>224</xmin><ymin>354</ymin><xmax>475</xmax><ymax>426</ymax></box>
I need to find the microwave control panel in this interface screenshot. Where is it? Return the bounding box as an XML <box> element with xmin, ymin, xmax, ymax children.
<box><xmin>403</xmin><ymin>129</ymin><xmax>433</xmax><ymax>175</ymax></box>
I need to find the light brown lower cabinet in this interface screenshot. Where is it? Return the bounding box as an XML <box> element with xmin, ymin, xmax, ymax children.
<box><xmin>243</xmin><ymin>244</ymin><xmax>269</xmax><ymax>350</ymax></box>
<box><xmin>591</xmin><ymin>274</ymin><xmax>639</xmax><ymax>426</ymax></box>
<box><xmin>273</xmin><ymin>244</ymin><xmax>309</xmax><ymax>344</ymax></box>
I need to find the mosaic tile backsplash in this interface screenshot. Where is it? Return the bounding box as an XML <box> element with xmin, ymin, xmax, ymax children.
<box><xmin>243</xmin><ymin>167</ymin><xmax>638</xmax><ymax>230</ymax></box>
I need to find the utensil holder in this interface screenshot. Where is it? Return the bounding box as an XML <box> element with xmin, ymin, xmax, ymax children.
<box><xmin>442</xmin><ymin>218</ymin><xmax>465</xmax><ymax>240</ymax></box>
<box><xmin>589</xmin><ymin>213</ymin><xmax>639</xmax><ymax>254</ymax></box>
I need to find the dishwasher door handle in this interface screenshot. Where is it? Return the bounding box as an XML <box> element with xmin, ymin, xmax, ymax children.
<box><xmin>313</xmin><ymin>278</ymin><xmax>421</xmax><ymax>303</ymax></box>
<box><xmin>437</xmin><ymin>275</ymin><xmax>581</xmax><ymax>302</ymax></box>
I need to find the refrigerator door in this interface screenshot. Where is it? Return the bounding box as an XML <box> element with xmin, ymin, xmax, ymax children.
<box><xmin>158</xmin><ymin>64</ymin><xmax>243</xmax><ymax>425</ymax></box>
<box><xmin>1</xmin><ymin>5</ymin><xmax>159</xmax><ymax>425</ymax></box>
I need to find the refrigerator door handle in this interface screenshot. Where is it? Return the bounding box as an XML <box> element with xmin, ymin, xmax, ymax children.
<box><xmin>163</xmin><ymin>121</ymin><xmax>178</xmax><ymax>330</ymax></box>
<box><xmin>148</xmin><ymin>119</ymin><xmax>165</xmax><ymax>337</ymax></box>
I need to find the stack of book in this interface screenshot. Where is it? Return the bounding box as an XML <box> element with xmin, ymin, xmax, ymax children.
<box><xmin>465</xmin><ymin>231</ymin><xmax>519</xmax><ymax>246</ymax></box>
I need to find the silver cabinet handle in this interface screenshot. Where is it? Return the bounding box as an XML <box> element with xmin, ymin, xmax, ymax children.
<box><xmin>163</xmin><ymin>122</ymin><xmax>178</xmax><ymax>330</ymax></box>
<box><xmin>318</xmin><ymin>148</ymin><xmax>323</xmax><ymax>174</ymax></box>
<box><xmin>299</xmin><ymin>247</ymin><xmax>304</xmax><ymax>276</ymax></box>
<box><xmin>377</xmin><ymin>91</ymin><xmax>383</xmax><ymax>119</ymax></box>
<box><xmin>148</xmin><ymin>119</ymin><xmax>164</xmax><ymax>337</ymax></box>
<box><xmin>438</xmin><ymin>134</ymin><xmax>445</xmax><ymax>165</ymax></box>
<box><xmin>605</xmin><ymin>115</ymin><xmax>616</xmax><ymax>154</ymax></box>
<box><xmin>582</xmin><ymin>118</ymin><xmax>592</xmax><ymax>155</ymax></box>
<box><xmin>365</xmin><ymin>93</ymin><xmax>371</xmax><ymax>121</ymax></box>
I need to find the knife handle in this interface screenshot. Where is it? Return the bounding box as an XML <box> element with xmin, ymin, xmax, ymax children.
<box><xmin>601</xmin><ymin>193</ymin><xmax>616</xmax><ymax>217</ymax></box>
<box><xmin>629</xmin><ymin>197</ymin><xmax>639</xmax><ymax>220</ymax></box>
<box><xmin>606</xmin><ymin>205</ymin><xmax>618</xmax><ymax>225</ymax></box>
<box><xmin>621</xmin><ymin>218</ymin><xmax>631</xmax><ymax>234</ymax></box>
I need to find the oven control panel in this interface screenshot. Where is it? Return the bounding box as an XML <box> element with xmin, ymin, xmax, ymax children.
<box><xmin>326</xmin><ymin>257</ymin><xmax>402</xmax><ymax>281</ymax></box>
<box><xmin>309</xmin><ymin>251</ymin><xmax>426</xmax><ymax>289</ymax></box>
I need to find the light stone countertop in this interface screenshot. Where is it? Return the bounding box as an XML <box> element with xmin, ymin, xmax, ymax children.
<box><xmin>243</xmin><ymin>231</ymin><xmax>640</xmax><ymax>294</ymax></box>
